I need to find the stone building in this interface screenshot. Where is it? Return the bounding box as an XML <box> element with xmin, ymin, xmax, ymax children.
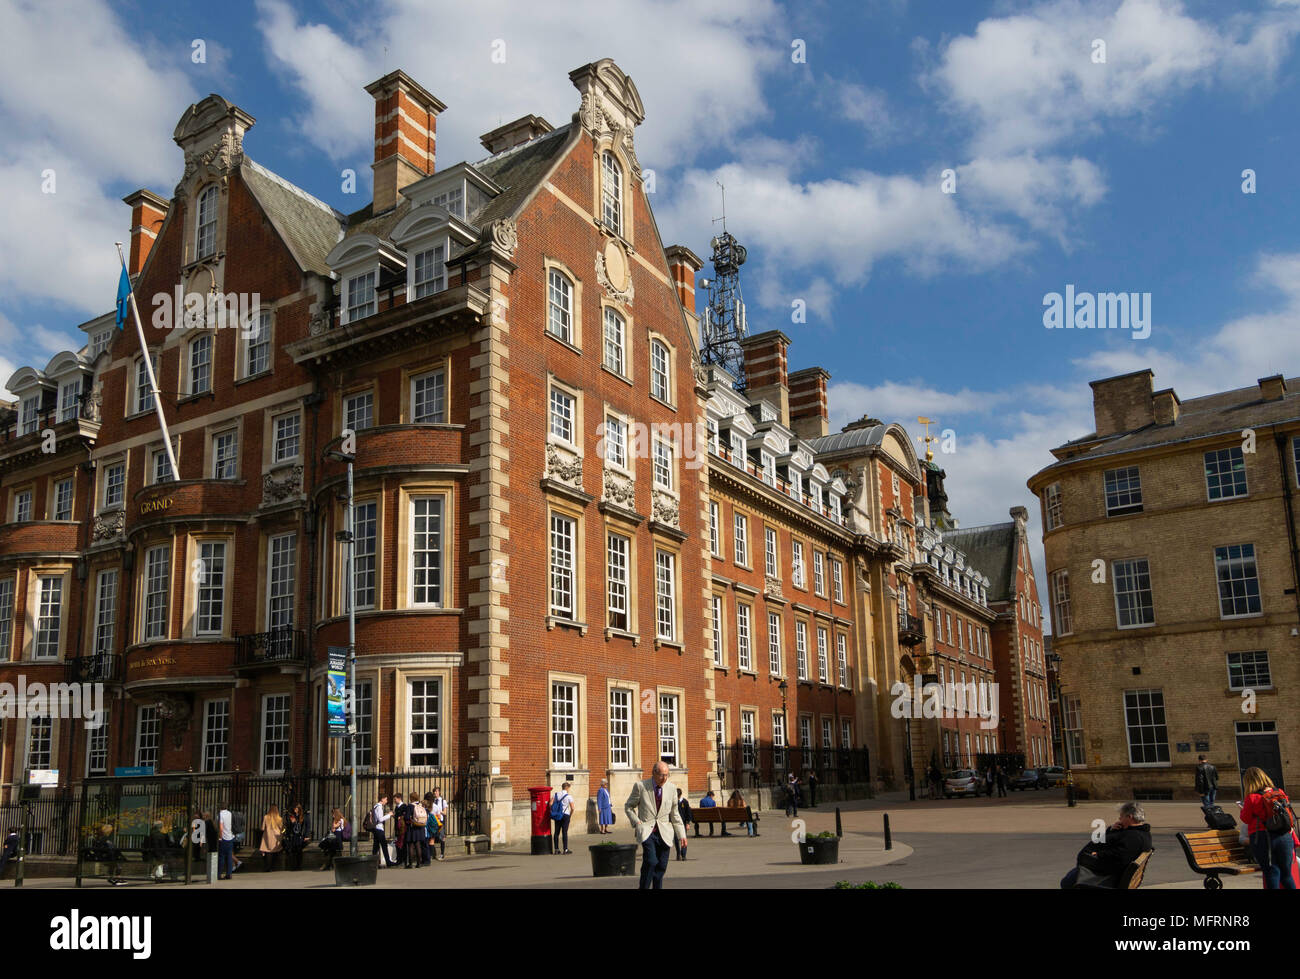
<box><xmin>1029</xmin><ymin>369</ymin><xmax>1300</xmax><ymax>799</ymax></box>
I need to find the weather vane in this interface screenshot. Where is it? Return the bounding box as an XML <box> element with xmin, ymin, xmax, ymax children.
<box><xmin>917</xmin><ymin>416</ymin><xmax>938</xmax><ymax>462</ymax></box>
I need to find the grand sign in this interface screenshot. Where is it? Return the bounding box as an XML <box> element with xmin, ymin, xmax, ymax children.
<box><xmin>139</xmin><ymin>496</ymin><xmax>173</xmax><ymax>515</ymax></box>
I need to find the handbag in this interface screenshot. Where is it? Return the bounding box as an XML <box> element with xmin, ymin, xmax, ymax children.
<box><xmin>1072</xmin><ymin>864</ymin><xmax>1115</xmax><ymax>888</ymax></box>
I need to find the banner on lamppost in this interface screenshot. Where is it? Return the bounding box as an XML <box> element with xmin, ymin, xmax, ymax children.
<box><xmin>327</xmin><ymin>646</ymin><xmax>348</xmax><ymax>737</ymax></box>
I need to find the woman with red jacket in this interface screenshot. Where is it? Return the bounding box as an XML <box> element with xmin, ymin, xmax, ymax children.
<box><xmin>1239</xmin><ymin>767</ymin><xmax>1297</xmax><ymax>889</ymax></box>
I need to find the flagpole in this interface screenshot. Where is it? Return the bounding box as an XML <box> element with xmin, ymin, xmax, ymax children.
<box><xmin>115</xmin><ymin>243</ymin><xmax>179</xmax><ymax>479</ymax></box>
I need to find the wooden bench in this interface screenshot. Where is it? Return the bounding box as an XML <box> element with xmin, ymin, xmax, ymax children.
<box><xmin>1074</xmin><ymin>849</ymin><xmax>1152</xmax><ymax>889</ymax></box>
<box><xmin>692</xmin><ymin>806</ymin><xmax>756</xmax><ymax>836</ymax></box>
<box><xmin>1176</xmin><ymin>830</ymin><xmax>1258</xmax><ymax>890</ymax></box>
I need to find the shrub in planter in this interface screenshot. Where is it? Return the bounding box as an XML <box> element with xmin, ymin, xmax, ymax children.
<box><xmin>833</xmin><ymin>880</ymin><xmax>902</xmax><ymax>889</ymax></box>
<box><xmin>589</xmin><ymin>842</ymin><xmax>637</xmax><ymax>877</ymax></box>
<box><xmin>798</xmin><ymin>831</ymin><xmax>840</xmax><ymax>866</ymax></box>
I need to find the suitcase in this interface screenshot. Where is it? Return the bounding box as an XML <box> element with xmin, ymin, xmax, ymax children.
<box><xmin>1203</xmin><ymin>804</ymin><xmax>1236</xmax><ymax>831</ymax></box>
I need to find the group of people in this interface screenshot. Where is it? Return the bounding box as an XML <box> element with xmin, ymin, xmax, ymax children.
<box><xmin>366</xmin><ymin>789</ymin><xmax>450</xmax><ymax>869</ymax></box>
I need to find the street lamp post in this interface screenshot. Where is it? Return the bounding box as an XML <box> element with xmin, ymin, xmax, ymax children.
<box><xmin>778</xmin><ymin>679</ymin><xmax>789</xmax><ymax>780</ymax></box>
<box><xmin>1047</xmin><ymin>652</ymin><xmax>1075</xmax><ymax>807</ymax></box>
<box><xmin>327</xmin><ymin>448</ymin><xmax>359</xmax><ymax>856</ymax></box>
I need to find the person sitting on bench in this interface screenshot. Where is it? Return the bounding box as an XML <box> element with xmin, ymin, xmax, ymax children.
<box><xmin>728</xmin><ymin>790</ymin><xmax>753</xmax><ymax>837</ymax></box>
<box><xmin>696</xmin><ymin>790</ymin><xmax>718</xmax><ymax>836</ymax></box>
<box><xmin>1061</xmin><ymin>801</ymin><xmax>1153</xmax><ymax>888</ymax></box>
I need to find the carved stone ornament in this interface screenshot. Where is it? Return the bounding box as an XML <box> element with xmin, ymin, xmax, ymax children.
<box><xmin>308</xmin><ymin>309</ymin><xmax>329</xmax><ymax>337</ymax></box>
<box><xmin>84</xmin><ymin>380</ymin><xmax>103</xmax><ymax>422</ymax></box>
<box><xmin>595</xmin><ymin>244</ymin><xmax>634</xmax><ymax>305</ymax></box>
<box><xmin>262</xmin><ymin>464</ymin><xmax>303</xmax><ymax>506</ymax></box>
<box><xmin>578</xmin><ymin>92</ymin><xmax>604</xmax><ymax>136</ymax></box>
<box><xmin>764</xmin><ymin>576</ymin><xmax>784</xmax><ymax>600</ymax></box>
<box><xmin>489</xmin><ymin>219</ymin><xmax>518</xmax><ymax>257</ymax></box>
<box><xmin>92</xmin><ymin>509</ymin><xmax>124</xmax><ymax>542</ymax></box>
<box><xmin>691</xmin><ymin>352</ymin><xmax>710</xmax><ymax>389</ymax></box>
<box><xmin>652</xmin><ymin>492</ymin><xmax>679</xmax><ymax>528</ymax></box>
<box><xmin>546</xmin><ymin>444</ymin><xmax>585</xmax><ymax>487</ymax></box>
<box><xmin>176</xmin><ymin>130</ymin><xmax>244</xmax><ymax>196</ymax></box>
<box><xmin>602</xmin><ymin>470</ymin><xmax>636</xmax><ymax>508</ymax></box>
<box><xmin>154</xmin><ymin>694</ymin><xmax>193</xmax><ymax>750</ymax></box>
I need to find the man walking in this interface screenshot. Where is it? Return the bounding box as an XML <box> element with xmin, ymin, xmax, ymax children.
<box><xmin>1195</xmin><ymin>755</ymin><xmax>1218</xmax><ymax>809</ymax></box>
<box><xmin>625</xmin><ymin>761</ymin><xmax>687</xmax><ymax>889</ymax></box>
<box><xmin>996</xmin><ymin>766</ymin><xmax>1008</xmax><ymax>798</ymax></box>
<box><xmin>550</xmin><ymin>782</ymin><xmax>574</xmax><ymax>854</ymax></box>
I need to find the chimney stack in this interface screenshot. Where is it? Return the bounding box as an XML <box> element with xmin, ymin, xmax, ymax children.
<box><xmin>664</xmin><ymin>245</ymin><xmax>703</xmax><ymax>312</ymax></box>
<box><xmin>1259</xmin><ymin>374</ymin><xmax>1287</xmax><ymax>402</ymax></box>
<box><xmin>480</xmin><ymin>115</ymin><xmax>554</xmax><ymax>155</ymax></box>
<box><xmin>365</xmin><ymin>70</ymin><xmax>446</xmax><ymax>214</ymax></box>
<box><xmin>122</xmin><ymin>189</ymin><xmax>170</xmax><ymax>276</ymax></box>
<box><xmin>1089</xmin><ymin>369</ymin><xmax>1156</xmax><ymax>438</ymax></box>
<box><xmin>1152</xmin><ymin>388</ymin><xmax>1181</xmax><ymax>425</ymax></box>
<box><xmin>739</xmin><ymin>331</ymin><xmax>791</xmax><ymax>427</ymax></box>
<box><xmin>789</xmin><ymin>367</ymin><xmax>830</xmax><ymax>440</ymax></box>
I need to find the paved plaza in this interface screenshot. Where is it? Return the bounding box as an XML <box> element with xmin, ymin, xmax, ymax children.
<box><xmin>17</xmin><ymin>790</ymin><xmax>1262</xmax><ymax>890</ymax></box>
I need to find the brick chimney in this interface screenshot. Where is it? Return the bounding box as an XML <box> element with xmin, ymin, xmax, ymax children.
<box><xmin>122</xmin><ymin>189</ymin><xmax>170</xmax><ymax>276</ymax></box>
<box><xmin>739</xmin><ymin>330</ymin><xmax>791</xmax><ymax>426</ymax></box>
<box><xmin>1259</xmin><ymin>374</ymin><xmax>1287</xmax><ymax>402</ymax></box>
<box><xmin>664</xmin><ymin>245</ymin><xmax>703</xmax><ymax>311</ymax></box>
<box><xmin>1152</xmin><ymin>388</ymin><xmax>1181</xmax><ymax>425</ymax></box>
<box><xmin>365</xmin><ymin>70</ymin><xmax>446</xmax><ymax>214</ymax></box>
<box><xmin>480</xmin><ymin>115</ymin><xmax>553</xmax><ymax>155</ymax></box>
<box><xmin>789</xmin><ymin>367</ymin><xmax>830</xmax><ymax>440</ymax></box>
<box><xmin>1090</xmin><ymin>369</ymin><xmax>1155</xmax><ymax>438</ymax></box>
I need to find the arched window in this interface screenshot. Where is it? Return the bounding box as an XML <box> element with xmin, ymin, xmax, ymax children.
<box><xmin>547</xmin><ymin>269</ymin><xmax>573</xmax><ymax>343</ymax></box>
<box><xmin>196</xmin><ymin>185</ymin><xmax>219</xmax><ymax>259</ymax></box>
<box><xmin>601</xmin><ymin>151</ymin><xmax>623</xmax><ymax>236</ymax></box>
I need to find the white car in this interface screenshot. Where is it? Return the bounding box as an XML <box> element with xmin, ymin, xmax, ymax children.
<box><xmin>944</xmin><ymin>769</ymin><xmax>984</xmax><ymax>798</ymax></box>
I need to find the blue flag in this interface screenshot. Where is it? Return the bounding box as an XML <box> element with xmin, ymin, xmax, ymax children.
<box><xmin>115</xmin><ymin>267</ymin><xmax>132</xmax><ymax>330</ymax></box>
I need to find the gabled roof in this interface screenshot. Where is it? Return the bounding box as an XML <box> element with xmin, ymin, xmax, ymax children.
<box><xmin>240</xmin><ymin>158</ymin><xmax>344</xmax><ymax>277</ymax></box>
<box><xmin>942</xmin><ymin>522</ymin><xmax>1016</xmax><ymax>602</ymax></box>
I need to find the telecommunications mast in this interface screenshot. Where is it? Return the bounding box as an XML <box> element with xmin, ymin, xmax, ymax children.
<box><xmin>698</xmin><ymin>182</ymin><xmax>749</xmax><ymax>390</ymax></box>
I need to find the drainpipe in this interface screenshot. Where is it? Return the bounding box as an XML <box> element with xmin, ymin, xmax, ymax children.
<box><xmin>1274</xmin><ymin>433</ymin><xmax>1300</xmax><ymax>623</ymax></box>
<box><xmin>303</xmin><ymin>369</ymin><xmax>326</xmax><ymax>773</ymax></box>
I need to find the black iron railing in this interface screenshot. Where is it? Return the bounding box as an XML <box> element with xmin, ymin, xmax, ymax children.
<box><xmin>715</xmin><ymin>744</ymin><xmax>870</xmax><ymax>792</ymax></box>
<box><xmin>898</xmin><ymin>612</ymin><xmax>925</xmax><ymax>646</ymax></box>
<box><xmin>66</xmin><ymin>654</ymin><xmax>124</xmax><ymax>684</ymax></box>
<box><xmin>234</xmin><ymin>628</ymin><xmax>307</xmax><ymax>667</ymax></box>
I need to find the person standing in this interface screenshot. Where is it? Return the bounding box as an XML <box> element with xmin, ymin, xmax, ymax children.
<box><xmin>405</xmin><ymin>795</ymin><xmax>428</xmax><ymax>868</ymax></box>
<box><xmin>1240</xmin><ymin>766</ymin><xmax>1297</xmax><ymax>890</ymax></box>
<box><xmin>1196</xmin><ymin>755</ymin><xmax>1219</xmax><ymax>809</ymax></box>
<box><xmin>426</xmin><ymin>789</ymin><xmax>448</xmax><ymax>861</ymax></box>
<box><xmin>996</xmin><ymin>766</ymin><xmax>1008</xmax><ymax>798</ymax></box>
<box><xmin>985</xmin><ymin>767</ymin><xmax>995</xmax><ymax>799</ymax></box>
<box><xmin>625</xmin><ymin>760</ymin><xmax>687</xmax><ymax>889</ymax></box>
<box><xmin>369</xmin><ymin>794</ymin><xmax>396</xmax><ymax>868</ymax></box>
<box><xmin>285</xmin><ymin>804</ymin><xmax>310</xmax><ymax>871</ymax></box>
<box><xmin>785</xmin><ymin>774</ymin><xmax>800</xmax><ymax>818</ymax></box>
<box><xmin>0</xmin><ymin>827</ymin><xmax>19</xmax><ymax>878</ymax></box>
<box><xmin>929</xmin><ymin>763</ymin><xmax>942</xmax><ymax>800</ymax></box>
<box><xmin>217</xmin><ymin>807</ymin><xmax>235</xmax><ymax>880</ymax></box>
<box><xmin>550</xmin><ymin>782</ymin><xmax>574</xmax><ymax>854</ymax></box>
<box><xmin>596</xmin><ymin>779</ymin><xmax>614</xmax><ymax>835</ymax></box>
<box><xmin>259</xmin><ymin>805</ymin><xmax>284</xmax><ymax>872</ymax></box>
<box><xmin>675</xmin><ymin>789</ymin><xmax>692</xmax><ymax>859</ymax></box>
<box><xmin>807</xmin><ymin>769</ymin><xmax>819</xmax><ymax>808</ymax></box>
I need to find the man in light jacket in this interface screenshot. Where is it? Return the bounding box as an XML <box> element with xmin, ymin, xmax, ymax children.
<box><xmin>625</xmin><ymin>760</ymin><xmax>687</xmax><ymax>889</ymax></box>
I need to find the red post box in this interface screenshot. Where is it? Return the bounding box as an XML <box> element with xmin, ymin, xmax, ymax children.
<box><xmin>529</xmin><ymin>786</ymin><xmax>554</xmax><ymax>855</ymax></box>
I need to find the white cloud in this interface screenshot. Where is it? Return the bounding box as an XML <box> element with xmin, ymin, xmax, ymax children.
<box><xmin>0</xmin><ymin>0</ymin><xmax>198</xmax><ymax>345</ymax></box>
<box><xmin>927</xmin><ymin>0</ymin><xmax>1300</xmax><ymax>157</ymax></box>
<box><xmin>958</xmin><ymin>153</ymin><xmax>1107</xmax><ymax>244</ymax></box>
<box><xmin>254</xmin><ymin>0</ymin><xmax>785</xmax><ymax>174</ymax></box>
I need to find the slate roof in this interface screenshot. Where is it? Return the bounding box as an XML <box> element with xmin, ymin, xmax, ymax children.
<box><xmin>1051</xmin><ymin>376</ymin><xmax>1300</xmax><ymax>467</ymax></box>
<box><xmin>808</xmin><ymin>424</ymin><xmax>888</xmax><ymax>456</ymax></box>
<box><xmin>240</xmin><ymin>158</ymin><xmax>344</xmax><ymax>277</ymax></box>
<box><xmin>942</xmin><ymin>522</ymin><xmax>1017</xmax><ymax>602</ymax></box>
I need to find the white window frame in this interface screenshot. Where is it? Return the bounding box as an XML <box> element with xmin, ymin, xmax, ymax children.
<box><xmin>549</xmin><ymin>512</ymin><xmax>577</xmax><ymax>619</ymax></box>
<box><xmin>411</xmin><ymin>368</ymin><xmax>447</xmax><ymax>424</ymax></box>
<box><xmin>655</xmin><ymin>549</ymin><xmax>676</xmax><ymax>641</ymax></box>
<box><xmin>260</xmin><ymin>693</ymin><xmax>292</xmax><ymax>774</ymax></box>
<box><xmin>344</xmin><ymin>269</ymin><xmax>377</xmax><ymax>323</ymax></box>
<box><xmin>410</xmin><ymin>497</ymin><xmax>445</xmax><ymax>609</ymax></box>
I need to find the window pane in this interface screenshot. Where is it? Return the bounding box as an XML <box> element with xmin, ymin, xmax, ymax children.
<box><xmin>412</xmin><ymin>498</ymin><xmax>444</xmax><ymax>607</ymax></box>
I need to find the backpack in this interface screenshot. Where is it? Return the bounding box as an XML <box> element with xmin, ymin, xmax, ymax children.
<box><xmin>550</xmin><ymin>792</ymin><xmax>568</xmax><ymax>820</ymax></box>
<box><xmin>412</xmin><ymin>802</ymin><xmax>428</xmax><ymax>827</ymax></box>
<box><xmin>1261</xmin><ymin>788</ymin><xmax>1295</xmax><ymax>836</ymax></box>
<box><xmin>362</xmin><ymin>807</ymin><xmax>376</xmax><ymax>833</ymax></box>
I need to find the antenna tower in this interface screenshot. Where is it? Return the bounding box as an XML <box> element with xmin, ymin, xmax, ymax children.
<box><xmin>699</xmin><ymin>182</ymin><xmax>750</xmax><ymax>390</ymax></box>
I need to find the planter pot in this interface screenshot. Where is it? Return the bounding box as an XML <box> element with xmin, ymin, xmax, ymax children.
<box><xmin>798</xmin><ymin>836</ymin><xmax>840</xmax><ymax>866</ymax></box>
<box><xmin>333</xmin><ymin>854</ymin><xmax>378</xmax><ymax>886</ymax></box>
<box><xmin>590</xmin><ymin>843</ymin><xmax>637</xmax><ymax>877</ymax></box>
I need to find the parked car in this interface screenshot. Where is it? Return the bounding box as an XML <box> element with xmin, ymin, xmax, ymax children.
<box><xmin>944</xmin><ymin>769</ymin><xmax>983</xmax><ymax>798</ymax></box>
<box><xmin>1009</xmin><ymin>768</ymin><xmax>1044</xmax><ymax>791</ymax></box>
<box><xmin>1039</xmin><ymin>766</ymin><xmax>1067</xmax><ymax>787</ymax></box>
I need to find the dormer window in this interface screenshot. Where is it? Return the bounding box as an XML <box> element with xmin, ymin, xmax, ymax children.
<box><xmin>20</xmin><ymin>395</ymin><xmax>40</xmax><ymax>435</ymax></box>
<box><xmin>58</xmin><ymin>378</ymin><xmax>82</xmax><ymax>421</ymax></box>
<box><xmin>431</xmin><ymin>186</ymin><xmax>464</xmax><ymax>219</ymax></box>
<box><xmin>810</xmin><ymin>484</ymin><xmax>823</xmax><ymax>514</ymax></box>
<box><xmin>346</xmin><ymin>270</ymin><xmax>377</xmax><ymax>322</ymax></box>
<box><xmin>829</xmin><ymin>494</ymin><xmax>841</xmax><ymax>523</ymax></box>
<box><xmin>412</xmin><ymin>244</ymin><xmax>446</xmax><ymax>299</ymax></box>
<box><xmin>601</xmin><ymin>151</ymin><xmax>623</xmax><ymax>236</ymax></box>
<box><xmin>789</xmin><ymin>470</ymin><xmax>802</xmax><ymax>501</ymax></box>
<box><xmin>761</xmin><ymin>452</ymin><xmax>776</xmax><ymax>487</ymax></box>
<box><xmin>196</xmin><ymin>185</ymin><xmax>219</xmax><ymax>259</ymax></box>
<box><xmin>730</xmin><ymin>432</ymin><xmax>745</xmax><ymax>467</ymax></box>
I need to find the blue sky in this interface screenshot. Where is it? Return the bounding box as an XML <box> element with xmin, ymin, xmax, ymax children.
<box><xmin>3</xmin><ymin>0</ymin><xmax>1300</xmax><ymax>600</ymax></box>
